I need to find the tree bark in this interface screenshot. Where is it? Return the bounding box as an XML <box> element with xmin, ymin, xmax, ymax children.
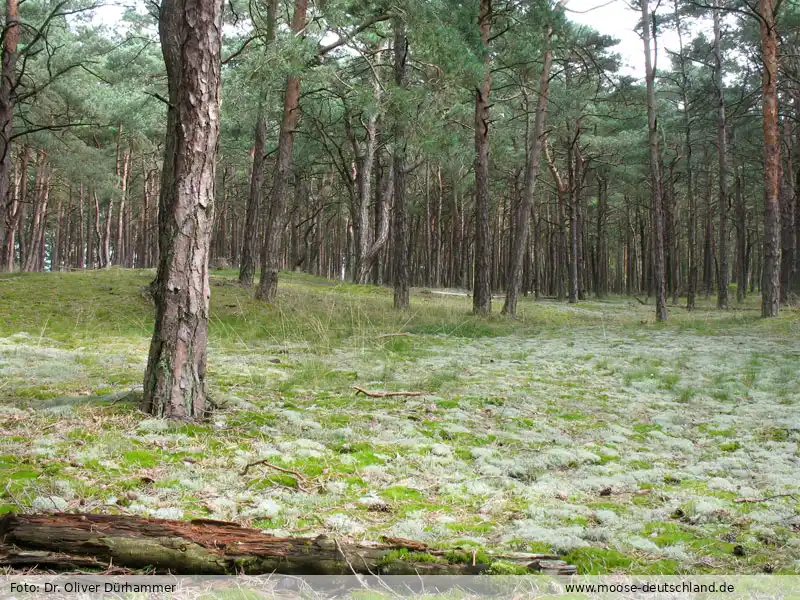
<box><xmin>760</xmin><ymin>0</ymin><xmax>780</xmax><ymax>317</ymax></box>
<box><xmin>239</xmin><ymin>117</ymin><xmax>265</xmax><ymax>287</ymax></box>
<box><xmin>140</xmin><ymin>0</ymin><xmax>222</xmax><ymax>419</ymax></box>
<box><xmin>472</xmin><ymin>0</ymin><xmax>492</xmax><ymax>315</ymax></box>
<box><xmin>0</xmin><ymin>0</ymin><xmax>20</xmax><ymax>257</ymax></box>
<box><xmin>641</xmin><ymin>0</ymin><xmax>667</xmax><ymax>321</ymax></box>
<box><xmin>0</xmin><ymin>513</ymin><xmax>575</xmax><ymax>575</ymax></box>
<box><xmin>256</xmin><ymin>0</ymin><xmax>308</xmax><ymax>302</ymax></box>
<box><xmin>713</xmin><ymin>6</ymin><xmax>729</xmax><ymax>309</ymax></box>
<box><xmin>392</xmin><ymin>16</ymin><xmax>409</xmax><ymax>310</ymax></box>
<box><xmin>503</xmin><ymin>34</ymin><xmax>552</xmax><ymax>317</ymax></box>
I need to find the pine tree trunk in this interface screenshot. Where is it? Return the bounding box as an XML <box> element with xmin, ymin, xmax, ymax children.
<box><xmin>641</xmin><ymin>0</ymin><xmax>667</xmax><ymax>321</ymax></box>
<box><xmin>0</xmin><ymin>0</ymin><xmax>19</xmax><ymax>256</ymax></box>
<box><xmin>780</xmin><ymin>118</ymin><xmax>794</xmax><ymax>303</ymax></box>
<box><xmin>256</xmin><ymin>0</ymin><xmax>307</xmax><ymax>302</ymax></box>
<box><xmin>503</xmin><ymin>37</ymin><xmax>552</xmax><ymax>317</ymax></box>
<box><xmin>472</xmin><ymin>0</ymin><xmax>492</xmax><ymax>315</ymax></box>
<box><xmin>760</xmin><ymin>0</ymin><xmax>780</xmax><ymax>317</ymax></box>
<box><xmin>713</xmin><ymin>7</ymin><xmax>729</xmax><ymax>308</ymax></box>
<box><xmin>141</xmin><ymin>0</ymin><xmax>222</xmax><ymax>419</ymax></box>
<box><xmin>239</xmin><ymin>117</ymin><xmax>265</xmax><ymax>286</ymax></box>
<box><xmin>392</xmin><ymin>16</ymin><xmax>409</xmax><ymax>310</ymax></box>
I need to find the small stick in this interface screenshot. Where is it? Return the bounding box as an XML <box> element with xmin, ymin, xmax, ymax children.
<box><xmin>734</xmin><ymin>494</ymin><xmax>797</xmax><ymax>504</ymax></box>
<box><xmin>351</xmin><ymin>386</ymin><xmax>427</xmax><ymax>398</ymax></box>
<box><xmin>240</xmin><ymin>459</ymin><xmax>308</xmax><ymax>482</ymax></box>
<box><xmin>377</xmin><ymin>333</ymin><xmax>411</xmax><ymax>339</ymax></box>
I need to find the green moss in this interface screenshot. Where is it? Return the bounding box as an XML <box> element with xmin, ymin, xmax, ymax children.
<box><xmin>565</xmin><ymin>548</ymin><xmax>634</xmax><ymax>574</ymax></box>
<box><xmin>719</xmin><ymin>441</ymin><xmax>741</xmax><ymax>452</ymax></box>
<box><xmin>382</xmin><ymin>486</ymin><xmax>423</xmax><ymax>502</ymax></box>
<box><xmin>121</xmin><ymin>449</ymin><xmax>159</xmax><ymax>468</ymax></box>
<box><xmin>486</xmin><ymin>561</ymin><xmax>530</xmax><ymax>575</ymax></box>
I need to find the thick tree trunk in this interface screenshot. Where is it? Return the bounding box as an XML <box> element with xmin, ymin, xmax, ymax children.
<box><xmin>642</xmin><ymin>0</ymin><xmax>667</xmax><ymax>321</ymax></box>
<box><xmin>0</xmin><ymin>513</ymin><xmax>575</xmax><ymax>575</ymax></box>
<box><xmin>256</xmin><ymin>0</ymin><xmax>307</xmax><ymax>302</ymax></box>
<box><xmin>713</xmin><ymin>7</ymin><xmax>729</xmax><ymax>309</ymax></box>
<box><xmin>140</xmin><ymin>0</ymin><xmax>222</xmax><ymax>419</ymax></box>
<box><xmin>239</xmin><ymin>117</ymin><xmax>265</xmax><ymax>287</ymax></box>
<box><xmin>503</xmin><ymin>37</ymin><xmax>552</xmax><ymax>317</ymax></box>
<box><xmin>0</xmin><ymin>0</ymin><xmax>19</xmax><ymax>256</ymax></box>
<box><xmin>472</xmin><ymin>0</ymin><xmax>492</xmax><ymax>315</ymax></box>
<box><xmin>760</xmin><ymin>0</ymin><xmax>780</xmax><ymax>317</ymax></box>
<box><xmin>392</xmin><ymin>17</ymin><xmax>409</xmax><ymax>310</ymax></box>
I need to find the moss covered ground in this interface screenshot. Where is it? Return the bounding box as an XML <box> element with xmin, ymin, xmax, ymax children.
<box><xmin>1</xmin><ymin>269</ymin><xmax>799</xmax><ymax>574</ymax></box>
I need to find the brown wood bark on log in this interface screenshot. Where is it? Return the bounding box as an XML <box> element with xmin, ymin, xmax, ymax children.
<box><xmin>760</xmin><ymin>0</ymin><xmax>780</xmax><ymax>317</ymax></box>
<box><xmin>0</xmin><ymin>513</ymin><xmax>575</xmax><ymax>575</ymax></box>
<box><xmin>141</xmin><ymin>0</ymin><xmax>222</xmax><ymax>418</ymax></box>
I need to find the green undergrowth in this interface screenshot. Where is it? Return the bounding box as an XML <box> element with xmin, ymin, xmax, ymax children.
<box><xmin>1</xmin><ymin>269</ymin><xmax>799</xmax><ymax>575</ymax></box>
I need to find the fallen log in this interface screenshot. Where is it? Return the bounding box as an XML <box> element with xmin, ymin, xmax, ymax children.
<box><xmin>0</xmin><ymin>513</ymin><xmax>576</xmax><ymax>575</ymax></box>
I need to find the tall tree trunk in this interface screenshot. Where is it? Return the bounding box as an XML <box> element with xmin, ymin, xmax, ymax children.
<box><xmin>780</xmin><ymin>118</ymin><xmax>794</xmax><ymax>302</ymax></box>
<box><xmin>2</xmin><ymin>147</ymin><xmax>26</xmax><ymax>270</ymax></box>
<box><xmin>0</xmin><ymin>0</ymin><xmax>19</xmax><ymax>256</ymax></box>
<box><xmin>141</xmin><ymin>0</ymin><xmax>222</xmax><ymax>418</ymax></box>
<box><xmin>392</xmin><ymin>17</ymin><xmax>409</xmax><ymax>310</ymax></box>
<box><xmin>760</xmin><ymin>0</ymin><xmax>780</xmax><ymax>317</ymax></box>
<box><xmin>641</xmin><ymin>0</ymin><xmax>667</xmax><ymax>321</ymax></box>
<box><xmin>735</xmin><ymin>168</ymin><xmax>747</xmax><ymax>302</ymax></box>
<box><xmin>239</xmin><ymin>117</ymin><xmax>265</xmax><ymax>286</ymax></box>
<box><xmin>713</xmin><ymin>6</ymin><xmax>729</xmax><ymax>308</ymax></box>
<box><xmin>472</xmin><ymin>0</ymin><xmax>492</xmax><ymax>315</ymax></box>
<box><xmin>256</xmin><ymin>0</ymin><xmax>308</xmax><ymax>302</ymax></box>
<box><xmin>503</xmin><ymin>34</ymin><xmax>552</xmax><ymax>317</ymax></box>
<box><xmin>78</xmin><ymin>185</ymin><xmax>85</xmax><ymax>269</ymax></box>
<box><xmin>115</xmin><ymin>150</ymin><xmax>130</xmax><ymax>266</ymax></box>
<box><xmin>674</xmin><ymin>0</ymin><xmax>697</xmax><ymax>310</ymax></box>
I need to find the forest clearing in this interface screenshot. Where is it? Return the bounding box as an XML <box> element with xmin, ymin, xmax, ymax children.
<box><xmin>1</xmin><ymin>0</ymin><xmax>800</xmax><ymax>586</ymax></box>
<box><xmin>1</xmin><ymin>269</ymin><xmax>799</xmax><ymax>575</ymax></box>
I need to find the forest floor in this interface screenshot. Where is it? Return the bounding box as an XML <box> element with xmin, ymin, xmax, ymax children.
<box><xmin>1</xmin><ymin>269</ymin><xmax>799</xmax><ymax>575</ymax></box>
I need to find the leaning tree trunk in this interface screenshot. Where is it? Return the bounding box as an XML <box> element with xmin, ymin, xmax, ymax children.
<box><xmin>256</xmin><ymin>0</ymin><xmax>308</xmax><ymax>302</ymax></box>
<box><xmin>140</xmin><ymin>0</ymin><xmax>222</xmax><ymax>419</ymax></box>
<box><xmin>392</xmin><ymin>17</ymin><xmax>409</xmax><ymax>310</ymax></box>
<box><xmin>239</xmin><ymin>116</ymin><xmax>265</xmax><ymax>287</ymax></box>
<box><xmin>713</xmin><ymin>6</ymin><xmax>729</xmax><ymax>309</ymax></box>
<box><xmin>0</xmin><ymin>513</ymin><xmax>575</xmax><ymax>575</ymax></box>
<box><xmin>503</xmin><ymin>34</ymin><xmax>552</xmax><ymax>317</ymax></box>
<box><xmin>641</xmin><ymin>0</ymin><xmax>667</xmax><ymax>322</ymax></box>
<box><xmin>760</xmin><ymin>0</ymin><xmax>780</xmax><ymax>317</ymax></box>
<box><xmin>472</xmin><ymin>0</ymin><xmax>492</xmax><ymax>315</ymax></box>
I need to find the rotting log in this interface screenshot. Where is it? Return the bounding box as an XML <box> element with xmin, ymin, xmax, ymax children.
<box><xmin>0</xmin><ymin>513</ymin><xmax>576</xmax><ymax>575</ymax></box>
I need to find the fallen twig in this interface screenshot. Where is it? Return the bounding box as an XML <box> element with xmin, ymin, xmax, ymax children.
<box><xmin>351</xmin><ymin>386</ymin><xmax>427</xmax><ymax>398</ymax></box>
<box><xmin>377</xmin><ymin>333</ymin><xmax>411</xmax><ymax>339</ymax></box>
<box><xmin>240</xmin><ymin>459</ymin><xmax>308</xmax><ymax>482</ymax></box>
<box><xmin>734</xmin><ymin>494</ymin><xmax>797</xmax><ymax>504</ymax></box>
